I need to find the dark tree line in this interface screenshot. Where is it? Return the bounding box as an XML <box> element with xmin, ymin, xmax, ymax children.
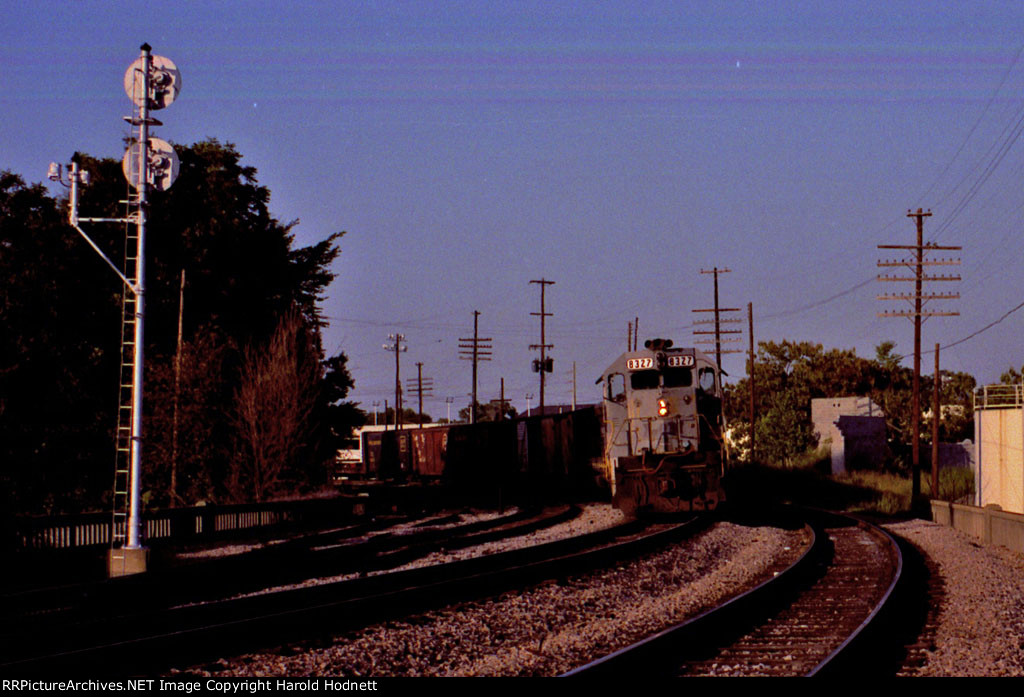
<box><xmin>0</xmin><ymin>140</ymin><xmax>363</xmax><ymax>515</ymax></box>
<box><xmin>723</xmin><ymin>339</ymin><xmax>976</xmax><ymax>469</ymax></box>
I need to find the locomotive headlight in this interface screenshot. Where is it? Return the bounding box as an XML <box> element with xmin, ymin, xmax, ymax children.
<box><xmin>658</xmin><ymin>398</ymin><xmax>670</xmax><ymax>417</ymax></box>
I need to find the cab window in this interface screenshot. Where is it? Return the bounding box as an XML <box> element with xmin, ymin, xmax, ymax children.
<box><xmin>698</xmin><ymin>367</ymin><xmax>717</xmax><ymax>393</ymax></box>
<box><xmin>607</xmin><ymin>373</ymin><xmax>626</xmax><ymax>401</ymax></box>
<box><xmin>630</xmin><ymin>370</ymin><xmax>660</xmax><ymax>390</ymax></box>
<box><xmin>663</xmin><ymin>368</ymin><xmax>693</xmax><ymax>388</ymax></box>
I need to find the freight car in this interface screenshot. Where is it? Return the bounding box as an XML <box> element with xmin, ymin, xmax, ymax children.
<box><xmin>336</xmin><ymin>410</ymin><xmax>603</xmax><ymax>506</ymax></box>
<box><xmin>597</xmin><ymin>339</ymin><xmax>727</xmax><ymax>515</ymax></box>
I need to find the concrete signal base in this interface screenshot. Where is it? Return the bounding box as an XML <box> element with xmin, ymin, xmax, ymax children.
<box><xmin>108</xmin><ymin>547</ymin><xmax>149</xmax><ymax>577</ymax></box>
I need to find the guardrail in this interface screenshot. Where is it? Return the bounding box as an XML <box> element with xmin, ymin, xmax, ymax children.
<box><xmin>930</xmin><ymin>500</ymin><xmax>1024</xmax><ymax>555</ymax></box>
<box><xmin>8</xmin><ymin>497</ymin><xmax>352</xmax><ymax>553</ymax></box>
<box><xmin>974</xmin><ymin>383</ymin><xmax>1024</xmax><ymax>409</ymax></box>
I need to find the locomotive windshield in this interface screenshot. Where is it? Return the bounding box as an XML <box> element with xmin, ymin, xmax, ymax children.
<box><xmin>628</xmin><ymin>367</ymin><xmax>694</xmax><ymax>390</ymax></box>
<box><xmin>630</xmin><ymin>370</ymin><xmax>660</xmax><ymax>390</ymax></box>
<box><xmin>664</xmin><ymin>367</ymin><xmax>693</xmax><ymax>387</ymax></box>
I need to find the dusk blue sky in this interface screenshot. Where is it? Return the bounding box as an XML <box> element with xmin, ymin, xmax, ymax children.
<box><xmin>5</xmin><ymin>2</ymin><xmax>1024</xmax><ymax>418</ymax></box>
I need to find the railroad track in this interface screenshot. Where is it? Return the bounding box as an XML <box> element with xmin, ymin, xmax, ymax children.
<box><xmin>2</xmin><ymin>509</ymin><xmax>707</xmax><ymax>675</ymax></box>
<box><xmin>565</xmin><ymin>509</ymin><xmax>903</xmax><ymax>678</ymax></box>
<box><xmin>1</xmin><ymin>505</ymin><xmax>561</xmax><ymax>627</ymax></box>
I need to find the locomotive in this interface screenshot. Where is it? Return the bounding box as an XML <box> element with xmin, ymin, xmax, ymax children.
<box><xmin>598</xmin><ymin>338</ymin><xmax>727</xmax><ymax>515</ymax></box>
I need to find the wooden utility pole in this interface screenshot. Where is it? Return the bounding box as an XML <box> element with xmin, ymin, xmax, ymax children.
<box><xmin>459</xmin><ymin>311</ymin><xmax>492</xmax><ymax>424</ymax></box>
<box><xmin>877</xmin><ymin>208</ymin><xmax>960</xmax><ymax>500</ymax></box>
<box><xmin>407</xmin><ymin>362</ymin><xmax>434</xmax><ymax>428</ymax></box>
<box><xmin>932</xmin><ymin>343</ymin><xmax>941</xmax><ymax>498</ymax></box>
<box><xmin>170</xmin><ymin>268</ymin><xmax>185</xmax><ymax>507</ymax></box>
<box><xmin>530</xmin><ymin>279</ymin><xmax>555</xmax><ymax>413</ymax></box>
<box><xmin>572</xmin><ymin>361</ymin><xmax>577</xmax><ymax>411</ymax></box>
<box><xmin>383</xmin><ymin>334</ymin><xmax>407</xmax><ymax>429</ymax></box>
<box><xmin>748</xmin><ymin>301</ymin><xmax>756</xmax><ymax>462</ymax></box>
<box><xmin>693</xmin><ymin>267</ymin><xmax>742</xmax><ymax>373</ymax></box>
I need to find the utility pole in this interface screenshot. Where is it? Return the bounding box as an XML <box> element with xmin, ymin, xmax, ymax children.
<box><xmin>383</xmin><ymin>334</ymin><xmax>407</xmax><ymax>429</ymax></box>
<box><xmin>372</xmin><ymin>401</ymin><xmax>380</xmax><ymax>426</ymax></box>
<box><xmin>693</xmin><ymin>267</ymin><xmax>742</xmax><ymax>372</ymax></box>
<box><xmin>634</xmin><ymin>316</ymin><xmax>639</xmax><ymax>351</ymax></box>
<box><xmin>748</xmin><ymin>301</ymin><xmax>756</xmax><ymax>462</ymax></box>
<box><xmin>445</xmin><ymin>397</ymin><xmax>454</xmax><ymax>423</ymax></box>
<box><xmin>495</xmin><ymin>378</ymin><xmax>510</xmax><ymax>419</ymax></box>
<box><xmin>572</xmin><ymin>361</ymin><xmax>577</xmax><ymax>411</ymax></box>
<box><xmin>406</xmin><ymin>362</ymin><xmax>434</xmax><ymax>428</ymax></box>
<box><xmin>459</xmin><ymin>311</ymin><xmax>492</xmax><ymax>424</ymax></box>
<box><xmin>877</xmin><ymin>208</ymin><xmax>960</xmax><ymax>500</ymax></box>
<box><xmin>933</xmin><ymin>343</ymin><xmax>941</xmax><ymax>498</ymax></box>
<box><xmin>530</xmin><ymin>279</ymin><xmax>555</xmax><ymax>414</ymax></box>
<box><xmin>170</xmin><ymin>268</ymin><xmax>185</xmax><ymax>508</ymax></box>
<box><xmin>526</xmin><ymin>393</ymin><xmax>534</xmax><ymax>417</ymax></box>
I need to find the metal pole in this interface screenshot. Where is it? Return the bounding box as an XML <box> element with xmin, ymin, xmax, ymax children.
<box><xmin>126</xmin><ymin>45</ymin><xmax>151</xmax><ymax>550</ymax></box>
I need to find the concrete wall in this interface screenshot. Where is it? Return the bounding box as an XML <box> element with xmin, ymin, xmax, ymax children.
<box><xmin>811</xmin><ymin>397</ymin><xmax>885</xmax><ymax>475</ymax></box>
<box><xmin>833</xmin><ymin>415</ymin><xmax>887</xmax><ymax>473</ymax></box>
<box><xmin>931</xmin><ymin>501</ymin><xmax>1024</xmax><ymax>555</ymax></box>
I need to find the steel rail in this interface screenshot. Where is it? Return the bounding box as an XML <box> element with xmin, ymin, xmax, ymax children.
<box><xmin>1</xmin><ymin>506</ymin><xmax>555</xmax><ymax>627</ymax></box>
<box><xmin>564</xmin><ymin>509</ymin><xmax>904</xmax><ymax>678</ymax></box>
<box><xmin>2</xmin><ymin>513</ymin><xmax>708</xmax><ymax>674</ymax></box>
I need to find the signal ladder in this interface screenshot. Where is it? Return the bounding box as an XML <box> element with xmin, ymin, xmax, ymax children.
<box><xmin>110</xmin><ymin>205</ymin><xmax>140</xmax><ymax>571</ymax></box>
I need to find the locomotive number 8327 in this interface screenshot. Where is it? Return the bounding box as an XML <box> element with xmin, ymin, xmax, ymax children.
<box><xmin>598</xmin><ymin>338</ymin><xmax>727</xmax><ymax>515</ymax></box>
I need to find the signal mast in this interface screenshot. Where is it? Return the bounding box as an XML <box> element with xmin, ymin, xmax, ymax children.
<box><xmin>49</xmin><ymin>44</ymin><xmax>182</xmax><ymax>576</ymax></box>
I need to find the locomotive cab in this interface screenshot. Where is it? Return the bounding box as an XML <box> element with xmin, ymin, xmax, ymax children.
<box><xmin>598</xmin><ymin>339</ymin><xmax>726</xmax><ymax>516</ymax></box>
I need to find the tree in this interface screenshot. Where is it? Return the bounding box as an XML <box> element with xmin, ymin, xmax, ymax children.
<box><xmin>230</xmin><ymin>311</ymin><xmax>321</xmax><ymax>502</ymax></box>
<box><xmin>313</xmin><ymin>351</ymin><xmax>365</xmax><ymax>472</ymax></box>
<box><xmin>2</xmin><ymin>140</ymin><xmax>356</xmax><ymax>513</ymax></box>
<box><xmin>754</xmin><ymin>390</ymin><xmax>817</xmax><ymax>467</ymax></box>
<box><xmin>458</xmin><ymin>400</ymin><xmax>517</xmax><ymax>422</ymax></box>
<box><xmin>0</xmin><ymin>172</ymin><xmax>118</xmax><ymax>514</ymax></box>
<box><xmin>1000</xmin><ymin>365</ymin><xmax>1023</xmax><ymax>385</ymax></box>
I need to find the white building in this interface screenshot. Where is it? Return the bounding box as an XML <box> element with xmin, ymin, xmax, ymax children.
<box><xmin>974</xmin><ymin>384</ymin><xmax>1024</xmax><ymax>514</ymax></box>
<box><xmin>810</xmin><ymin>396</ymin><xmax>886</xmax><ymax>475</ymax></box>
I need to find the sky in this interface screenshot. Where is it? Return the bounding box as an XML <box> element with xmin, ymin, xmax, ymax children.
<box><xmin>5</xmin><ymin>1</ymin><xmax>1024</xmax><ymax>419</ymax></box>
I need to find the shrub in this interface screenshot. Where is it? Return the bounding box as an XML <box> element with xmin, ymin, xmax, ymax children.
<box><xmin>937</xmin><ymin>467</ymin><xmax>974</xmax><ymax>503</ymax></box>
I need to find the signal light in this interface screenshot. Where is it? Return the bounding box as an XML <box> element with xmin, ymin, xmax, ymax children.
<box><xmin>658</xmin><ymin>399</ymin><xmax>669</xmax><ymax>417</ymax></box>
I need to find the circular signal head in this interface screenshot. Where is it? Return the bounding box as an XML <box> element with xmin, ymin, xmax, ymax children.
<box><xmin>124</xmin><ymin>54</ymin><xmax>182</xmax><ymax>110</ymax></box>
<box><xmin>122</xmin><ymin>138</ymin><xmax>179</xmax><ymax>191</ymax></box>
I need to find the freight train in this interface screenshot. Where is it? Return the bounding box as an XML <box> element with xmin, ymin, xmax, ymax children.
<box><xmin>596</xmin><ymin>339</ymin><xmax>727</xmax><ymax>515</ymax></box>
<box><xmin>335</xmin><ymin>339</ymin><xmax>727</xmax><ymax>515</ymax></box>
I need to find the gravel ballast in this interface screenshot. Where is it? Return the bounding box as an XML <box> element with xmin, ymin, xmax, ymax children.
<box><xmin>181</xmin><ymin>517</ymin><xmax>805</xmax><ymax>677</ymax></box>
<box><xmin>887</xmin><ymin>519</ymin><xmax>1024</xmax><ymax>677</ymax></box>
<box><xmin>176</xmin><ymin>512</ymin><xmax>1024</xmax><ymax>678</ymax></box>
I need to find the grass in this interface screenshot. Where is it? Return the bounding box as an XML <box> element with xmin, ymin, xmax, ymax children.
<box><xmin>724</xmin><ymin>458</ymin><xmax>975</xmax><ymax>519</ymax></box>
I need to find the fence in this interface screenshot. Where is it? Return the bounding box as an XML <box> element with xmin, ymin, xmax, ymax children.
<box><xmin>9</xmin><ymin>497</ymin><xmax>350</xmax><ymax>552</ymax></box>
